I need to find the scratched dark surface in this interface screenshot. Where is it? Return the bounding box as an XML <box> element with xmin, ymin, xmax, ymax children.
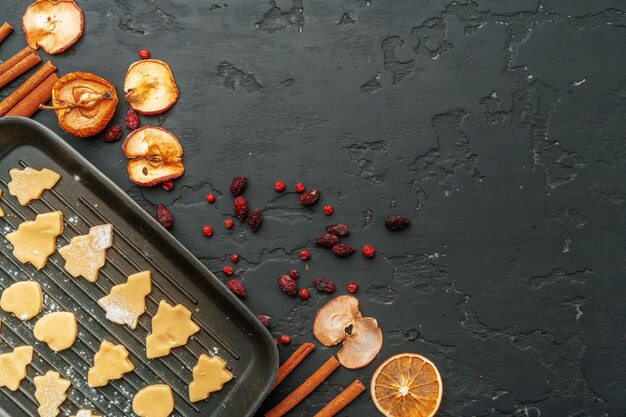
<box><xmin>2</xmin><ymin>0</ymin><xmax>626</xmax><ymax>416</ymax></box>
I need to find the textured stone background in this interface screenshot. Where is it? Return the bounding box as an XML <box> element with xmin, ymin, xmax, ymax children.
<box><xmin>2</xmin><ymin>0</ymin><xmax>626</xmax><ymax>416</ymax></box>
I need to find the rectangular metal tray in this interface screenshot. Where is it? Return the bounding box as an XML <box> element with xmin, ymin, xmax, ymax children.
<box><xmin>0</xmin><ymin>117</ymin><xmax>277</xmax><ymax>417</ymax></box>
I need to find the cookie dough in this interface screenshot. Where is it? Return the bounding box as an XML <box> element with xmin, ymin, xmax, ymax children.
<box><xmin>132</xmin><ymin>384</ymin><xmax>174</xmax><ymax>417</ymax></box>
<box><xmin>87</xmin><ymin>341</ymin><xmax>134</xmax><ymax>388</ymax></box>
<box><xmin>146</xmin><ymin>300</ymin><xmax>200</xmax><ymax>359</ymax></box>
<box><xmin>189</xmin><ymin>354</ymin><xmax>233</xmax><ymax>402</ymax></box>
<box><xmin>98</xmin><ymin>271</ymin><xmax>151</xmax><ymax>329</ymax></box>
<box><xmin>58</xmin><ymin>224</ymin><xmax>113</xmax><ymax>282</ymax></box>
<box><xmin>72</xmin><ymin>411</ymin><xmax>101</xmax><ymax>417</ymax></box>
<box><xmin>34</xmin><ymin>312</ymin><xmax>77</xmax><ymax>352</ymax></box>
<box><xmin>0</xmin><ymin>281</ymin><xmax>43</xmax><ymax>320</ymax></box>
<box><xmin>34</xmin><ymin>371</ymin><xmax>71</xmax><ymax>417</ymax></box>
<box><xmin>7</xmin><ymin>167</ymin><xmax>61</xmax><ymax>206</ymax></box>
<box><xmin>0</xmin><ymin>346</ymin><xmax>34</xmax><ymax>391</ymax></box>
<box><xmin>6</xmin><ymin>211</ymin><xmax>63</xmax><ymax>270</ymax></box>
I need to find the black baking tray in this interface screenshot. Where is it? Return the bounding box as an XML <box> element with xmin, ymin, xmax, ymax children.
<box><xmin>0</xmin><ymin>117</ymin><xmax>278</xmax><ymax>417</ymax></box>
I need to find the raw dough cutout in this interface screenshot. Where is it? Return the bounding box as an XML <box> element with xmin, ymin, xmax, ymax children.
<box><xmin>0</xmin><ymin>281</ymin><xmax>43</xmax><ymax>320</ymax></box>
<box><xmin>72</xmin><ymin>411</ymin><xmax>101</xmax><ymax>417</ymax></box>
<box><xmin>8</xmin><ymin>167</ymin><xmax>61</xmax><ymax>206</ymax></box>
<box><xmin>98</xmin><ymin>270</ymin><xmax>151</xmax><ymax>329</ymax></box>
<box><xmin>189</xmin><ymin>354</ymin><xmax>233</xmax><ymax>402</ymax></box>
<box><xmin>34</xmin><ymin>371</ymin><xmax>71</xmax><ymax>417</ymax></box>
<box><xmin>6</xmin><ymin>211</ymin><xmax>63</xmax><ymax>269</ymax></box>
<box><xmin>0</xmin><ymin>346</ymin><xmax>33</xmax><ymax>391</ymax></box>
<box><xmin>133</xmin><ymin>384</ymin><xmax>174</xmax><ymax>417</ymax></box>
<box><xmin>146</xmin><ymin>300</ymin><xmax>200</xmax><ymax>359</ymax></box>
<box><xmin>58</xmin><ymin>224</ymin><xmax>113</xmax><ymax>282</ymax></box>
<box><xmin>34</xmin><ymin>312</ymin><xmax>77</xmax><ymax>351</ymax></box>
<box><xmin>87</xmin><ymin>341</ymin><xmax>134</xmax><ymax>388</ymax></box>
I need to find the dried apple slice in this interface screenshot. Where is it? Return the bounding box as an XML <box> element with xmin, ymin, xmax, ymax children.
<box><xmin>313</xmin><ymin>295</ymin><xmax>383</xmax><ymax>369</ymax></box>
<box><xmin>23</xmin><ymin>0</ymin><xmax>84</xmax><ymax>54</ymax></box>
<box><xmin>122</xmin><ymin>127</ymin><xmax>184</xmax><ymax>186</ymax></box>
<box><xmin>42</xmin><ymin>72</ymin><xmax>117</xmax><ymax>138</ymax></box>
<box><xmin>124</xmin><ymin>59</ymin><xmax>179</xmax><ymax>115</ymax></box>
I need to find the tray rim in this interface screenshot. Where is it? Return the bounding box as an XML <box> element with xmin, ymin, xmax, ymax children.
<box><xmin>0</xmin><ymin>116</ymin><xmax>278</xmax><ymax>417</ymax></box>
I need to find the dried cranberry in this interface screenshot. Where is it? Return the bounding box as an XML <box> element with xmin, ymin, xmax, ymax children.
<box><xmin>385</xmin><ymin>215</ymin><xmax>410</xmax><ymax>230</ymax></box>
<box><xmin>298</xmin><ymin>288</ymin><xmax>309</xmax><ymax>300</ymax></box>
<box><xmin>332</xmin><ymin>243</ymin><xmax>354</xmax><ymax>257</ymax></box>
<box><xmin>202</xmin><ymin>225</ymin><xmax>213</xmax><ymax>237</ymax></box>
<box><xmin>315</xmin><ymin>233</ymin><xmax>339</xmax><ymax>248</ymax></box>
<box><xmin>273</xmin><ymin>180</ymin><xmax>285</xmax><ymax>192</ymax></box>
<box><xmin>300</xmin><ymin>189</ymin><xmax>320</xmax><ymax>206</ymax></box>
<box><xmin>161</xmin><ymin>180</ymin><xmax>174</xmax><ymax>191</ymax></box>
<box><xmin>326</xmin><ymin>224</ymin><xmax>349</xmax><ymax>237</ymax></box>
<box><xmin>294</xmin><ymin>182</ymin><xmax>305</xmax><ymax>193</ymax></box>
<box><xmin>227</xmin><ymin>279</ymin><xmax>246</xmax><ymax>297</ymax></box>
<box><xmin>155</xmin><ymin>204</ymin><xmax>173</xmax><ymax>229</ymax></box>
<box><xmin>362</xmin><ymin>245</ymin><xmax>375</xmax><ymax>258</ymax></box>
<box><xmin>299</xmin><ymin>249</ymin><xmax>310</xmax><ymax>260</ymax></box>
<box><xmin>312</xmin><ymin>277</ymin><xmax>335</xmax><ymax>293</ymax></box>
<box><xmin>274</xmin><ymin>338</ymin><xmax>278</xmax><ymax>346</ymax></box>
<box><xmin>230</xmin><ymin>176</ymin><xmax>247</xmax><ymax>196</ymax></box>
<box><xmin>125</xmin><ymin>107</ymin><xmax>139</xmax><ymax>131</ymax></box>
<box><xmin>206</xmin><ymin>193</ymin><xmax>215</xmax><ymax>203</ymax></box>
<box><xmin>222</xmin><ymin>266</ymin><xmax>234</xmax><ymax>275</ymax></box>
<box><xmin>278</xmin><ymin>274</ymin><xmax>297</xmax><ymax>296</ymax></box>
<box><xmin>289</xmin><ymin>269</ymin><xmax>299</xmax><ymax>280</ymax></box>
<box><xmin>346</xmin><ymin>282</ymin><xmax>358</xmax><ymax>293</ymax></box>
<box><xmin>138</xmin><ymin>48</ymin><xmax>150</xmax><ymax>59</ymax></box>
<box><xmin>323</xmin><ymin>205</ymin><xmax>333</xmax><ymax>215</ymax></box>
<box><xmin>230</xmin><ymin>254</ymin><xmax>239</xmax><ymax>264</ymax></box>
<box><xmin>102</xmin><ymin>124</ymin><xmax>122</xmax><ymax>142</ymax></box>
<box><xmin>256</xmin><ymin>314</ymin><xmax>270</xmax><ymax>328</ymax></box>
<box><xmin>280</xmin><ymin>334</ymin><xmax>291</xmax><ymax>345</ymax></box>
<box><xmin>248</xmin><ymin>208</ymin><xmax>262</xmax><ymax>233</ymax></box>
<box><xmin>234</xmin><ymin>196</ymin><xmax>248</xmax><ymax>222</ymax></box>
<box><xmin>224</xmin><ymin>219</ymin><xmax>234</xmax><ymax>229</ymax></box>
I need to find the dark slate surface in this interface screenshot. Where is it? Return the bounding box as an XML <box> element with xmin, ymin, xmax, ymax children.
<box><xmin>2</xmin><ymin>1</ymin><xmax>626</xmax><ymax>416</ymax></box>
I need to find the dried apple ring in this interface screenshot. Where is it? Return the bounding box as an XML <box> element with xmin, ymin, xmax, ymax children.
<box><xmin>124</xmin><ymin>59</ymin><xmax>179</xmax><ymax>115</ymax></box>
<box><xmin>23</xmin><ymin>0</ymin><xmax>84</xmax><ymax>54</ymax></box>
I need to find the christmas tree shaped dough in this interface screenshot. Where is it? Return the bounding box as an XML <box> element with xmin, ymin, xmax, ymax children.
<box><xmin>87</xmin><ymin>341</ymin><xmax>134</xmax><ymax>388</ymax></box>
<box><xmin>98</xmin><ymin>271</ymin><xmax>151</xmax><ymax>329</ymax></box>
<box><xmin>189</xmin><ymin>354</ymin><xmax>233</xmax><ymax>402</ymax></box>
<box><xmin>6</xmin><ymin>211</ymin><xmax>63</xmax><ymax>270</ymax></box>
<box><xmin>34</xmin><ymin>371</ymin><xmax>71</xmax><ymax>417</ymax></box>
<box><xmin>58</xmin><ymin>224</ymin><xmax>113</xmax><ymax>282</ymax></box>
<box><xmin>8</xmin><ymin>167</ymin><xmax>61</xmax><ymax>206</ymax></box>
<box><xmin>146</xmin><ymin>300</ymin><xmax>200</xmax><ymax>359</ymax></box>
<box><xmin>0</xmin><ymin>281</ymin><xmax>42</xmax><ymax>320</ymax></box>
<box><xmin>133</xmin><ymin>384</ymin><xmax>174</xmax><ymax>417</ymax></box>
<box><xmin>72</xmin><ymin>411</ymin><xmax>101</xmax><ymax>417</ymax></box>
<box><xmin>0</xmin><ymin>346</ymin><xmax>33</xmax><ymax>391</ymax></box>
<box><xmin>34</xmin><ymin>312</ymin><xmax>77</xmax><ymax>351</ymax></box>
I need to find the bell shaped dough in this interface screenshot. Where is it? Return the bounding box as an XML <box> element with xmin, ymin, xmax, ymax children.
<box><xmin>6</xmin><ymin>211</ymin><xmax>63</xmax><ymax>270</ymax></box>
<box><xmin>0</xmin><ymin>346</ymin><xmax>33</xmax><ymax>391</ymax></box>
<box><xmin>189</xmin><ymin>354</ymin><xmax>233</xmax><ymax>402</ymax></box>
<box><xmin>0</xmin><ymin>281</ymin><xmax>42</xmax><ymax>320</ymax></box>
<box><xmin>87</xmin><ymin>341</ymin><xmax>134</xmax><ymax>388</ymax></box>
<box><xmin>146</xmin><ymin>300</ymin><xmax>200</xmax><ymax>359</ymax></box>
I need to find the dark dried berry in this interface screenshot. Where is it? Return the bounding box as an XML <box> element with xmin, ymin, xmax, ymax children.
<box><xmin>385</xmin><ymin>215</ymin><xmax>410</xmax><ymax>230</ymax></box>
<box><xmin>155</xmin><ymin>204</ymin><xmax>173</xmax><ymax>229</ymax></box>
<box><xmin>102</xmin><ymin>124</ymin><xmax>122</xmax><ymax>142</ymax></box>
<box><xmin>230</xmin><ymin>176</ymin><xmax>247</xmax><ymax>196</ymax></box>
<box><xmin>315</xmin><ymin>233</ymin><xmax>339</xmax><ymax>248</ymax></box>
<box><xmin>256</xmin><ymin>314</ymin><xmax>270</xmax><ymax>328</ymax></box>
<box><xmin>125</xmin><ymin>107</ymin><xmax>139</xmax><ymax>131</ymax></box>
<box><xmin>234</xmin><ymin>196</ymin><xmax>248</xmax><ymax>222</ymax></box>
<box><xmin>248</xmin><ymin>208</ymin><xmax>262</xmax><ymax>233</ymax></box>
<box><xmin>299</xmin><ymin>189</ymin><xmax>319</xmax><ymax>206</ymax></box>
<box><xmin>278</xmin><ymin>274</ymin><xmax>297</xmax><ymax>296</ymax></box>
<box><xmin>326</xmin><ymin>224</ymin><xmax>349</xmax><ymax>237</ymax></box>
<box><xmin>289</xmin><ymin>269</ymin><xmax>299</xmax><ymax>280</ymax></box>
<box><xmin>332</xmin><ymin>243</ymin><xmax>354</xmax><ymax>257</ymax></box>
<box><xmin>312</xmin><ymin>277</ymin><xmax>335</xmax><ymax>293</ymax></box>
<box><xmin>227</xmin><ymin>279</ymin><xmax>246</xmax><ymax>297</ymax></box>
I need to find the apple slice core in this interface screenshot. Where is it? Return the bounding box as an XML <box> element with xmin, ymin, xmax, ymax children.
<box><xmin>23</xmin><ymin>0</ymin><xmax>84</xmax><ymax>54</ymax></box>
<box><xmin>123</xmin><ymin>127</ymin><xmax>184</xmax><ymax>186</ymax></box>
<box><xmin>124</xmin><ymin>60</ymin><xmax>179</xmax><ymax>115</ymax></box>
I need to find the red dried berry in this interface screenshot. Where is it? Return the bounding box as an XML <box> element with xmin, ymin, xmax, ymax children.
<box><xmin>274</xmin><ymin>338</ymin><xmax>278</xmax><ymax>346</ymax></box>
<box><xmin>326</xmin><ymin>224</ymin><xmax>349</xmax><ymax>237</ymax></box>
<box><xmin>227</xmin><ymin>279</ymin><xmax>246</xmax><ymax>297</ymax></box>
<box><xmin>346</xmin><ymin>282</ymin><xmax>358</xmax><ymax>293</ymax></box>
<box><xmin>315</xmin><ymin>233</ymin><xmax>339</xmax><ymax>248</ymax></box>
<box><xmin>224</xmin><ymin>219</ymin><xmax>234</xmax><ymax>229</ymax></box>
<box><xmin>323</xmin><ymin>205</ymin><xmax>333</xmax><ymax>215</ymax></box>
<box><xmin>298</xmin><ymin>288</ymin><xmax>309</xmax><ymax>300</ymax></box>
<box><xmin>280</xmin><ymin>334</ymin><xmax>291</xmax><ymax>345</ymax></box>
<box><xmin>234</xmin><ymin>196</ymin><xmax>248</xmax><ymax>222</ymax></box>
<box><xmin>248</xmin><ymin>208</ymin><xmax>262</xmax><ymax>233</ymax></box>
<box><xmin>256</xmin><ymin>314</ymin><xmax>270</xmax><ymax>328</ymax></box>
<box><xmin>155</xmin><ymin>204</ymin><xmax>173</xmax><ymax>229</ymax></box>
<box><xmin>289</xmin><ymin>269</ymin><xmax>299</xmax><ymax>280</ymax></box>
<box><xmin>161</xmin><ymin>180</ymin><xmax>174</xmax><ymax>191</ymax></box>
<box><xmin>202</xmin><ymin>225</ymin><xmax>213</xmax><ymax>237</ymax></box>
<box><xmin>230</xmin><ymin>176</ymin><xmax>247</xmax><ymax>196</ymax></box>
<box><xmin>312</xmin><ymin>277</ymin><xmax>335</xmax><ymax>293</ymax></box>
<box><xmin>102</xmin><ymin>124</ymin><xmax>122</xmax><ymax>142</ymax></box>
<box><xmin>206</xmin><ymin>193</ymin><xmax>215</xmax><ymax>203</ymax></box>
<box><xmin>273</xmin><ymin>180</ymin><xmax>285</xmax><ymax>192</ymax></box>
<box><xmin>138</xmin><ymin>48</ymin><xmax>150</xmax><ymax>59</ymax></box>
<box><xmin>278</xmin><ymin>274</ymin><xmax>297</xmax><ymax>296</ymax></box>
<box><xmin>299</xmin><ymin>250</ymin><xmax>310</xmax><ymax>260</ymax></box>
<box><xmin>230</xmin><ymin>254</ymin><xmax>239</xmax><ymax>264</ymax></box>
<box><xmin>300</xmin><ymin>189</ymin><xmax>320</xmax><ymax>206</ymax></box>
<box><xmin>125</xmin><ymin>107</ymin><xmax>139</xmax><ymax>131</ymax></box>
<box><xmin>362</xmin><ymin>245</ymin><xmax>375</xmax><ymax>258</ymax></box>
<box><xmin>332</xmin><ymin>243</ymin><xmax>355</xmax><ymax>257</ymax></box>
<box><xmin>385</xmin><ymin>215</ymin><xmax>410</xmax><ymax>230</ymax></box>
<box><xmin>222</xmin><ymin>266</ymin><xmax>234</xmax><ymax>276</ymax></box>
<box><xmin>294</xmin><ymin>182</ymin><xmax>305</xmax><ymax>193</ymax></box>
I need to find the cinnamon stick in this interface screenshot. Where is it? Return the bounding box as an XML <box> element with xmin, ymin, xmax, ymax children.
<box><xmin>265</xmin><ymin>355</ymin><xmax>340</xmax><ymax>417</ymax></box>
<box><xmin>0</xmin><ymin>47</ymin><xmax>34</xmax><ymax>75</ymax></box>
<box><xmin>0</xmin><ymin>61</ymin><xmax>56</xmax><ymax>116</ymax></box>
<box><xmin>272</xmin><ymin>342</ymin><xmax>315</xmax><ymax>391</ymax></box>
<box><xmin>0</xmin><ymin>51</ymin><xmax>41</xmax><ymax>89</ymax></box>
<box><xmin>313</xmin><ymin>380</ymin><xmax>366</xmax><ymax>417</ymax></box>
<box><xmin>0</xmin><ymin>23</ymin><xmax>12</xmax><ymax>43</ymax></box>
<box><xmin>6</xmin><ymin>72</ymin><xmax>58</xmax><ymax>117</ymax></box>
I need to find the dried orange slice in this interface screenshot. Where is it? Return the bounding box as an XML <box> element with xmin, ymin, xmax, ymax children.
<box><xmin>124</xmin><ymin>59</ymin><xmax>179</xmax><ymax>115</ymax></box>
<box><xmin>371</xmin><ymin>353</ymin><xmax>443</xmax><ymax>417</ymax></box>
<box><xmin>23</xmin><ymin>0</ymin><xmax>84</xmax><ymax>54</ymax></box>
